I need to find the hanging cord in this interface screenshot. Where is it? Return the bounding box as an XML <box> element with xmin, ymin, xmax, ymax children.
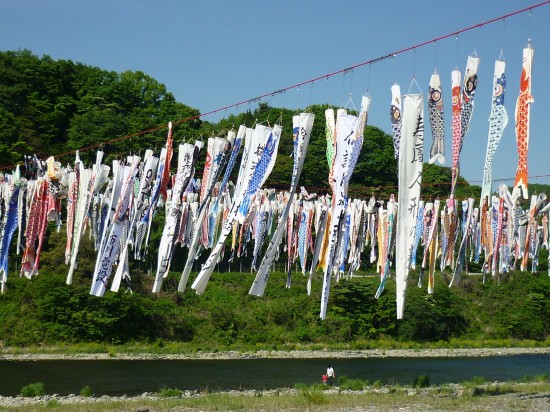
<box><xmin>365</xmin><ymin>63</ymin><xmax>372</xmax><ymax>97</ymax></box>
<box><xmin>407</xmin><ymin>76</ymin><xmax>423</xmax><ymax>95</ymax></box>
<box><xmin>434</xmin><ymin>42</ymin><xmax>438</xmax><ymax>70</ymax></box>
<box><xmin>307</xmin><ymin>81</ymin><xmax>314</xmax><ymax>111</ymax></box>
<box><xmin>455</xmin><ymin>34</ymin><xmax>459</xmax><ymax>69</ymax></box>
<box><xmin>525</xmin><ymin>8</ymin><xmax>533</xmax><ymax>32</ymax></box>
<box><xmin>344</xmin><ymin>93</ymin><xmax>358</xmax><ymax>113</ymax></box>
<box><xmin>501</xmin><ymin>17</ymin><xmax>507</xmax><ymax>51</ymax></box>
<box><xmin>407</xmin><ymin>48</ymin><xmax>423</xmax><ymax>94</ymax></box>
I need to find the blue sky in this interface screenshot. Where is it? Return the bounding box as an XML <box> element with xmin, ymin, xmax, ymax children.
<box><xmin>1</xmin><ymin>0</ymin><xmax>549</xmax><ymax>188</ymax></box>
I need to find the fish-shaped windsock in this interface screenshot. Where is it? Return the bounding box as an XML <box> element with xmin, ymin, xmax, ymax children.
<box><xmin>513</xmin><ymin>43</ymin><xmax>534</xmax><ymax>200</ymax></box>
<box><xmin>481</xmin><ymin>59</ymin><xmax>508</xmax><ymax>205</ymax></box>
<box><xmin>390</xmin><ymin>84</ymin><xmax>402</xmax><ymax>160</ymax></box>
<box><xmin>428</xmin><ymin>71</ymin><xmax>445</xmax><ymax>165</ymax></box>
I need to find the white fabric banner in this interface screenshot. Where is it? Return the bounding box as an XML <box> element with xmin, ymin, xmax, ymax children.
<box><xmin>249</xmin><ymin>113</ymin><xmax>314</xmax><ymax>297</ymax></box>
<box><xmin>153</xmin><ymin>143</ymin><xmax>200</xmax><ymax>292</ymax></box>
<box><xmin>320</xmin><ymin>96</ymin><xmax>370</xmax><ymax>319</ymax></box>
<box><xmin>396</xmin><ymin>93</ymin><xmax>424</xmax><ymax>319</ymax></box>
<box><xmin>191</xmin><ymin>125</ymin><xmax>274</xmax><ymax>294</ymax></box>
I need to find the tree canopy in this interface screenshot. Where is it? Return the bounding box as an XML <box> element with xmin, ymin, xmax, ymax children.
<box><xmin>1</xmin><ymin>49</ymin><xmax>479</xmax><ymax>200</ymax></box>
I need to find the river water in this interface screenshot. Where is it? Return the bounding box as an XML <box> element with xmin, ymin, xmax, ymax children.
<box><xmin>0</xmin><ymin>355</ymin><xmax>548</xmax><ymax>396</ymax></box>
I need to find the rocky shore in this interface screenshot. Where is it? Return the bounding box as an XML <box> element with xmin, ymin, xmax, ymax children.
<box><xmin>0</xmin><ymin>384</ymin><xmax>549</xmax><ymax>411</ymax></box>
<box><xmin>1</xmin><ymin>346</ymin><xmax>550</xmax><ymax>361</ymax></box>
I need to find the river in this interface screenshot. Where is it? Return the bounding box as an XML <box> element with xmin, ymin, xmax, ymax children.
<box><xmin>0</xmin><ymin>354</ymin><xmax>548</xmax><ymax>396</ymax></box>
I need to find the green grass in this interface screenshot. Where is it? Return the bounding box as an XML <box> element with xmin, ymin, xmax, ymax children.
<box><xmin>20</xmin><ymin>382</ymin><xmax>45</xmax><ymax>397</ymax></box>
<box><xmin>413</xmin><ymin>374</ymin><xmax>430</xmax><ymax>388</ymax></box>
<box><xmin>158</xmin><ymin>386</ymin><xmax>183</xmax><ymax>397</ymax></box>
<box><xmin>338</xmin><ymin>375</ymin><xmax>369</xmax><ymax>391</ymax></box>
<box><xmin>79</xmin><ymin>385</ymin><xmax>92</xmax><ymax>397</ymax></box>
<box><xmin>462</xmin><ymin>375</ymin><xmax>487</xmax><ymax>388</ymax></box>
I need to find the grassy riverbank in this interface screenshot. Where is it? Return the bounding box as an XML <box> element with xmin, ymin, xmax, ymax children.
<box><xmin>2</xmin><ymin>256</ymin><xmax>550</xmax><ymax>350</ymax></box>
<box><xmin>1</xmin><ymin>378</ymin><xmax>549</xmax><ymax>411</ymax></box>
<box><xmin>1</xmin><ymin>337</ymin><xmax>550</xmax><ymax>359</ymax></box>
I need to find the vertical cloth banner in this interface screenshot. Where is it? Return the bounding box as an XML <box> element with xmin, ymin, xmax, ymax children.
<box><xmin>178</xmin><ymin>130</ymin><xmax>239</xmax><ymax>292</ymax></box>
<box><xmin>65</xmin><ymin>153</ymin><xmax>80</xmax><ymax>265</ymax></box>
<box><xmin>396</xmin><ymin>93</ymin><xmax>424</xmax><ymax>320</ymax></box>
<box><xmin>200</xmin><ymin>137</ymin><xmax>227</xmax><ymax>248</ymax></box>
<box><xmin>152</xmin><ymin>142</ymin><xmax>201</xmax><ymax>293</ymax></box>
<box><xmin>249</xmin><ymin>113</ymin><xmax>315</xmax><ymax>297</ymax></box>
<box><xmin>66</xmin><ymin>150</ymin><xmax>109</xmax><ymax>285</ymax></box>
<box><xmin>513</xmin><ymin>43</ymin><xmax>534</xmax><ymax>200</ymax></box>
<box><xmin>192</xmin><ymin>124</ymin><xmax>281</xmax><ymax>295</ymax></box>
<box><xmin>320</xmin><ymin>95</ymin><xmax>371</xmax><ymax>320</ymax></box>
<box><xmin>90</xmin><ymin>157</ymin><xmax>140</xmax><ymax>297</ymax></box>
<box><xmin>0</xmin><ymin>167</ymin><xmax>22</xmax><ymax>292</ymax></box>
<box><xmin>20</xmin><ymin>177</ymin><xmax>49</xmax><ymax>279</ymax></box>
<box><xmin>134</xmin><ymin>146</ymin><xmax>167</xmax><ymax>260</ymax></box>
<box><xmin>481</xmin><ymin>59</ymin><xmax>508</xmax><ymax>205</ymax></box>
<box><xmin>111</xmin><ymin>150</ymin><xmax>158</xmax><ymax>292</ymax></box>
<box><xmin>237</xmin><ymin>125</ymin><xmax>282</xmax><ymax>224</ymax></box>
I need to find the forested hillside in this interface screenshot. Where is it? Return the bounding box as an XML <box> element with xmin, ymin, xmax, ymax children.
<box><xmin>0</xmin><ymin>50</ymin><xmax>479</xmax><ymax>198</ymax></box>
<box><xmin>1</xmin><ymin>50</ymin><xmax>549</xmax><ymax>349</ymax></box>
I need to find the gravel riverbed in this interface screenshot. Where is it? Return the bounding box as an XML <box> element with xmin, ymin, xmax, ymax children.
<box><xmin>1</xmin><ymin>346</ymin><xmax>550</xmax><ymax>361</ymax></box>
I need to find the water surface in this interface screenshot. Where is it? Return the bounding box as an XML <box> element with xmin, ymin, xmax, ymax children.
<box><xmin>0</xmin><ymin>354</ymin><xmax>548</xmax><ymax>396</ymax></box>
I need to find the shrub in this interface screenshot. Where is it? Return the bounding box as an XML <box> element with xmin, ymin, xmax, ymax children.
<box><xmin>80</xmin><ymin>385</ymin><xmax>92</xmax><ymax>397</ymax></box>
<box><xmin>463</xmin><ymin>376</ymin><xmax>487</xmax><ymax>388</ymax></box>
<box><xmin>298</xmin><ymin>387</ymin><xmax>328</xmax><ymax>405</ymax></box>
<box><xmin>21</xmin><ymin>382</ymin><xmax>45</xmax><ymax>397</ymax></box>
<box><xmin>413</xmin><ymin>375</ymin><xmax>430</xmax><ymax>388</ymax></box>
<box><xmin>339</xmin><ymin>378</ymin><xmax>368</xmax><ymax>391</ymax></box>
<box><xmin>535</xmin><ymin>373</ymin><xmax>549</xmax><ymax>382</ymax></box>
<box><xmin>159</xmin><ymin>386</ymin><xmax>183</xmax><ymax>397</ymax></box>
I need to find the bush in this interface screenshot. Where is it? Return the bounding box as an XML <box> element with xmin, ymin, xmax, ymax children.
<box><xmin>21</xmin><ymin>382</ymin><xmax>45</xmax><ymax>397</ymax></box>
<box><xmin>339</xmin><ymin>378</ymin><xmax>369</xmax><ymax>391</ymax></box>
<box><xmin>463</xmin><ymin>376</ymin><xmax>487</xmax><ymax>388</ymax></box>
<box><xmin>535</xmin><ymin>373</ymin><xmax>549</xmax><ymax>382</ymax></box>
<box><xmin>298</xmin><ymin>387</ymin><xmax>328</xmax><ymax>405</ymax></box>
<box><xmin>159</xmin><ymin>386</ymin><xmax>182</xmax><ymax>397</ymax></box>
<box><xmin>80</xmin><ymin>385</ymin><xmax>92</xmax><ymax>397</ymax></box>
<box><xmin>413</xmin><ymin>375</ymin><xmax>430</xmax><ymax>388</ymax></box>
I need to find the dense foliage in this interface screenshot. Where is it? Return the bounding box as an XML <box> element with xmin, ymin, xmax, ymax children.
<box><xmin>0</xmin><ymin>226</ymin><xmax>549</xmax><ymax>347</ymax></box>
<box><xmin>0</xmin><ymin>50</ymin><xmax>201</xmax><ymax>167</ymax></box>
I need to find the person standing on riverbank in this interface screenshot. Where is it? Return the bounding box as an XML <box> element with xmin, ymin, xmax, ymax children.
<box><xmin>326</xmin><ymin>365</ymin><xmax>335</xmax><ymax>386</ymax></box>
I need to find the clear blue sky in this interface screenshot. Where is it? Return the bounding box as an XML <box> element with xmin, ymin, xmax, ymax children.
<box><xmin>1</xmin><ymin>0</ymin><xmax>549</xmax><ymax>187</ymax></box>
